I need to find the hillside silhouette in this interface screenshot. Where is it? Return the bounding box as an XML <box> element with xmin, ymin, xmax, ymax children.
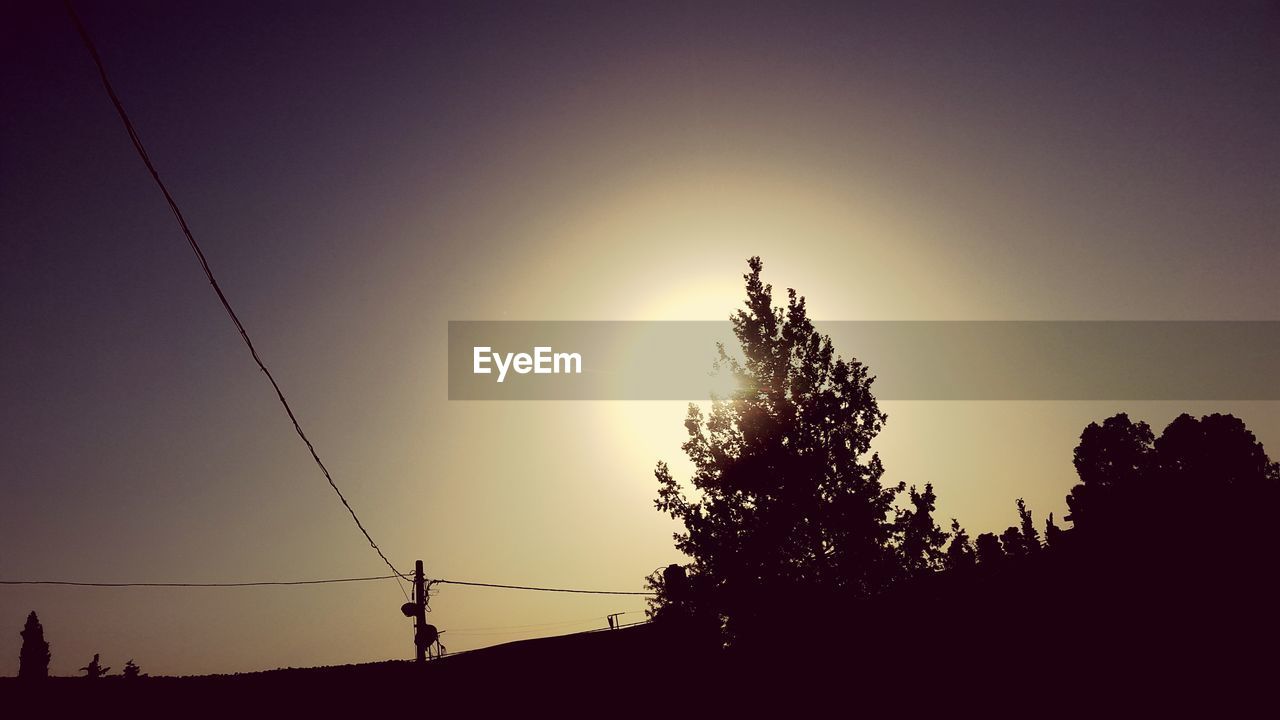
<box><xmin>5</xmin><ymin>623</ymin><xmax>723</xmax><ymax>713</ymax></box>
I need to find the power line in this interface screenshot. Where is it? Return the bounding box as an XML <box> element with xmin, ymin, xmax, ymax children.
<box><xmin>0</xmin><ymin>576</ymin><xmax>655</xmax><ymax>595</ymax></box>
<box><xmin>589</xmin><ymin>618</ymin><xmax>652</xmax><ymax>632</ymax></box>
<box><xmin>61</xmin><ymin>0</ymin><xmax>404</xmax><ymax>581</ymax></box>
<box><xmin>0</xmin><ymin>575</ymin><xmax>401</xmax><ymax>588</ymax></box>
<box><xmin>433</xmin><ymin>579</ymin><xmax>655</xmax><ymax>596</ymax></box>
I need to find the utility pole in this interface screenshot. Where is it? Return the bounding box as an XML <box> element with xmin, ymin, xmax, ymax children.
<box><xmin>401</xmin><ymin>560</ymin><xmax>430</xmax><ymax>663</ymax></box>
<box><xmin>413</xmin><ymin>560</ymin><xmax>427</xmax><ymax>664</ymax></box>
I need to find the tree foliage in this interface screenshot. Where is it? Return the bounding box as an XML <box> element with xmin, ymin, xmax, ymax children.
<box><xmin>974</xmin><ymin>533</ymin><xmax>1003</xmax><ymax>566</ymax></box>
<box><xmin>1044</xmin><ymin>512</ymin><xmax>1062</xmax><ymax>548</ymax></box>
<box><xmin>897</xmin><ymin>483</ymin><xmax>950</xmax><ymax>576</ymax></box>
<box><xmin>653</xmin><ymin>257</ymin><xmax>902</xmax><ymax>642</ymax></box>
<box><xmin>999</xmin><ymin>498</ymin><xmax>1041</xmax><ymax>559</ymax></box>
<box><xmin>944</xmin><ymin>519</ymin><xmax>975</xmax><ymax>571</ymax></box>
<box><xmin>1065</xmin><ymin>412</ymin><xmax>1279</xmax><ymax>548</ymax></box>
<box><xmin>1066</xmin><ymin>413</ymin><xmax>1155</xmax><ymax>528</ymax></box>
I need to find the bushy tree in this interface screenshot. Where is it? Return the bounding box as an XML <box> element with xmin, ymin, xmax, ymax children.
<box><xmin>1154</xmin><ymin>413</ymin><xmax>1274</xmax><ymax>491</ymax></box>
<box><xmin>1066</xmin><ymin>412</ymin><xmax>1278</xmax><ymax>544</ymax></box>
<box><xmin>1065</xmin><ymin>413</ymin><xmax>1155</xmax><ymax>528</ymax></box>
<box><xmin>18</xmin><ymin>611</ymin><xmax>51</xmax><ymax>680</ymax></box>
<box><xmin>122</xmin><ymin>659</ymin><xmax>143</xmax><ymax>679</ymax></box>
<box><xmin>1055</xmin><ymin>411</ymin><xmax>1280</xmax><ymax>671</ymax></box>
<box><xmin>974</xmin><ymin>533</ymin><xmax>1003</xmax><ymax>566</ymax></box>
<box><xmin>653</xmin><ymin>257</ymin><xmax>903</xmax><ymax>642</ymax></box>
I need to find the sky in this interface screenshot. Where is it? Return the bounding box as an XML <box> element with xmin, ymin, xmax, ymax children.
<box><xmin>2</xmin><ymin>0</ymin><xmax>1278</xmax><ymax>676</ymax></box>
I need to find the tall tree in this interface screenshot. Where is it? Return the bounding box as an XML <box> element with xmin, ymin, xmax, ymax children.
<box><xmin>18</xmin><ymin>611</ymin><xmax>51</xmax><ymax>680</ymax></box>
<box><xmin>944</xmin><ymin>519</ymin><xmax>975</xmax><ymax>570</ymax></box>
<box><xmin>897</xmin><ymin>483</ymin><xmax>950</xmax><ymax>576</ymax></box>
<box><xmin>1016</xmin><ymin>498</ymin><xmax>1040</xmax><ymax>554</ymax></box>
<box><xmin>653</xmin><ymin>257</ymin><xmax>902</xmax><ymax>642</ymax></box>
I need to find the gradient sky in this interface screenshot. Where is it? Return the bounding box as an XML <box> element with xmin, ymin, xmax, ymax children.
<box><xmin>2</xmin><ymin>1</ymin><xmax>1277</xmax><ymax>676</ymax></box>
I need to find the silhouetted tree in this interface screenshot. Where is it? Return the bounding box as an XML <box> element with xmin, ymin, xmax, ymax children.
<box><xmin>1066</xmin><ymin>412</ymin><xmax>1279</xmax><ymax>549</ymax></box>
<box><xmin>897</xmin><ymin>483</ymin><xmax>949</xmax><ymax>576</ymax></box>
<box><xmin>122</xmin><ymin>659</ymin><xmax>143</xmax><ymax>679</ymax></box>
<box><xmin>1044</xmin><ymin>512</ymin><xmax>1063</xmax><ymax>548</ymax></box>
<box><xmin>1016</xmin><ymin>498</ymin><xmax>1040</xmax><ymax>554</ymax></box>
<box><xmin>974</xmin><ymin>533</ymin><xmax>1003</xmax><ymax>566</ymax></box>
<box><xmin>999</xmin><ymin>526</ymin><xmax>1024</xmax><ymax>558</ymax></box>
<box><xmin>80</xmin><ymin>653</ymin><xmax>109</xmax><ymax>679</ymax></box>
<box><xmin>1065</xmin><ymin>413</ymin><xmax>1154</xmax><ymax>528</ymax></box>
<box><xmin>1154</xmin><ymin>413</ymin><xmax>1274</xmax><ymax>491</ymax></box>
<box><xmin>653</xmin><ymin>257</ymin><xmax>902</xmax><ymax>642</ymax></box>
<box><xmin>18</xmin><ymin>611</ymin><xmax>51</xmax><ymax>680</ymax></box>
<box><xmin>944</xmin><ymin>519</ymin><xmax>975</xmax><ymax>570</ymax></box>
<box><xmin>996</xmin><ymin>499</ymin><xmax>1039</xmax><ymax>559</ymax></box>
<box><xmin>1051</xmin><ymin>410</ymin><xmax>1280</xmax><ymax>685</ymax></box>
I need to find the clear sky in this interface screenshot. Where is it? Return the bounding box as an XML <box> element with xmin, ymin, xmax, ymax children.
<box><xmin>2</xmin><ymin>0</ymin><xmax>1277</xmax><ymax>676</ymax></box>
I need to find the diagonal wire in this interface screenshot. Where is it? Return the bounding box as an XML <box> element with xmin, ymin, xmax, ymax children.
<box><xmin>0</xmin><ymin>575</ymin><xmax>400</xmax><ymax>588</ymax></box>
<box><xmin>61</xmin><ymin>0</ymin><xmax>405</xmax><ymax>581</ymax></box>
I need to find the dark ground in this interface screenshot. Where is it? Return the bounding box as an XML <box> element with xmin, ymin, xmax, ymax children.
<box><xmin>3</xmin><ymin>623</ymin><xmax>726</xmax><ymax>714</ymax></box>
<box><xmin>5</xmin><ymin>543</ymin><xmax>1275</xmax><ymax>716</ymax></box>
